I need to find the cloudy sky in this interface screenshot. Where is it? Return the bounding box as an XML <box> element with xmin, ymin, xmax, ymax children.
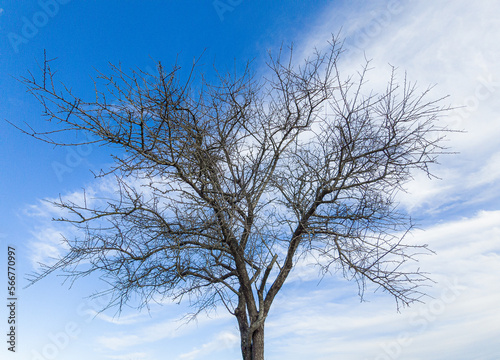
<box><xmin>1</xmin><ymin>1</ymin><xmax>499</xmax><ymax>359</ymax></box>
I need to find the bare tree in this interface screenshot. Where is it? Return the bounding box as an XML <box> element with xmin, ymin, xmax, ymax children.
<box><xmin>19</xmin><ymin>38</ymin><xmax>450</xmax><ymax>360</ymax></box>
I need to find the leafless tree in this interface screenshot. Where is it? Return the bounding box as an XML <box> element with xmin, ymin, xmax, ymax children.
<box><xmin>19</xmin><ymin>38</ymin><xmax>450</xmax><ymax>360</ymax></box>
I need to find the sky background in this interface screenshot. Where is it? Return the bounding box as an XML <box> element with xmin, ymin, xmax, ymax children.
<box><xmin>1</xmin><ymin>1</ymin><xmax>499</xmax><ymax>359</ymax></box>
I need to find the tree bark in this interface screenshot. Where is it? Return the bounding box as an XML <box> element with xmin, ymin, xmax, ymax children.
<box><xmin>251</xmin><ymin>324</ymin><xmax>265</xmax><ymax>360</ymax></box>
<box><xmin>235</xmin><ymin>309</ymin><xmax>252</xmax><ymax>359</ymax></box>
<box><xmin>235</xmin><ymin>307</ymin><xmax>266</xmax><ymax>360</ymax></box>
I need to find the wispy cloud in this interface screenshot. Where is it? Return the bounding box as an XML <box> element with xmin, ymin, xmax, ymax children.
<box><xmin>295</xmin><ymin>0</ymin><xmax>500</xmax><ymax>216</ymax></box>
<box><xmin>97</xmin><ymin>319</ymin><xmax>181</xmax><ymax>351</ymax></box>
<box><xmin>106</xmin><ymin>352</ymin><xmax>150</xmax><ymax>360</ymax></box>
<box><xmin>27</xmin><ymin>223</ymin><xmax>76</xmax><ymax>270</ymax></box>
<box><xmin>83</xmin><ymin>309</ymin><xmax>150</xmax><ymax>326</ymax></box>
<box><xmin>97</xmin><ymin>310</ymin><xmax>234</xmax><ymax>352</ymax></box>
<box><xmin>23</xmin><ymin>174</ymin><xmax>150</xmax><ymax>269</ymax></box>
<box><xmin>177</xmin><ymin>331</ymin><xmax>239</xmax><ymax>360</ymax></box>
<box><xmin>264</xmin><ymin>210</ymin><xmax>500</xmax><ymax>359</ymax></box>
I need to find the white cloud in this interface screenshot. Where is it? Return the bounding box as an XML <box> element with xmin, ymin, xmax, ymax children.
<box><xmin>263</xmin><ymin>210</ymin><xmax>500</xmax><ymax>359</ymax></box>
<box><xmin>470</xmin><ymin>151</ymin><xmax>500</xmax><ymax>187</ymax></box>
<box><xmin>28</xmin><ymin>226</ymin><xmax>70</xmax><ymax>267</ymax></box>
<box><xmin>294</xmin><ymin>0</ymin><xmax>500</xmax><ymax>214</ymax></box>
<box><xmin>23</xmin><ymin>173</ymin><xmax>160</xmax><ymax>270</ymax></box>
<box><xmin>84</xmin><ymin>310</ymin><xmax>150</xmax><ymax>326</ymax></box>
<box><xmin>177</xmin><ymin>331</ymin><xmax>239</xmax><ymax>360</ymax></box>
<box><xmin>106</xmin><ymin>352</ymin><xmax>150</xmax><ymax>360</ymax></box>
<box><xmin>97</xmin><ymin>310</ymin><xmax>234</xmax><ymax>352</ymax></box>
<box><xmin>97</xmin><ymin>319</ymin><xmax>181</xmax><ymax>351</ymax></box>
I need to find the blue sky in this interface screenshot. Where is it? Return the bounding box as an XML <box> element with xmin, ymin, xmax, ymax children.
<box><xmin>1</xmin><ymin>1</ymin><xmax>500</xmax><ymax>359</ymax></box>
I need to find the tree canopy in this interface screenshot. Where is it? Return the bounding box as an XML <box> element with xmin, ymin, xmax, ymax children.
<box><xmin>20</xmin><ymin>38</ymin><xmax>450</xmax><ymax>360</ymax></box>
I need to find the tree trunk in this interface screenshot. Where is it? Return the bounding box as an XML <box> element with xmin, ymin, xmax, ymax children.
<box><xmin>235</xmin><ymin>311</ymin><xmax>266</xmax><ymax>360</ymax></box>
<box><xmin>251</xmin><ymin>324</ymin><xmax>265</xmax><ymax>360</ymax></box>
<box><xmin>235</xmin><ymin>304</ymin><xmax>251</xmax><ymax>360</ymax></box>
<box><xmin>239</xmin><ymin>328</ymin><xmax>252</xmax><ymax>360</ymax></box>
